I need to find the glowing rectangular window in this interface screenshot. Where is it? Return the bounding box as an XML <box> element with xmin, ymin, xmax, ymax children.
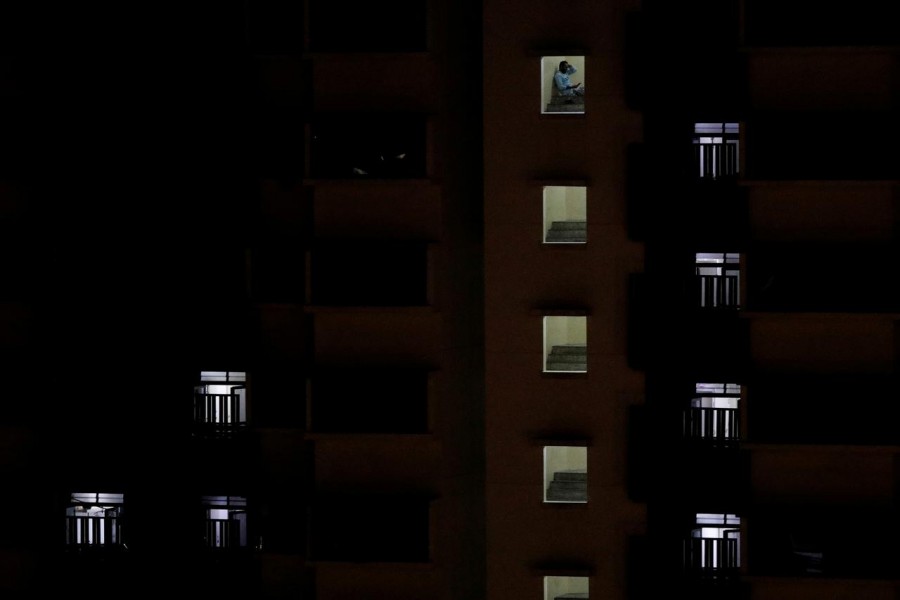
<box><xmin>543</xmin><ymin>316</ymin><xmax>587</xmax><ymax>373</ymax></box>
<box><xmin>543</xmin><ymin>186</ymin><xmax>587</xmax><ymax>244</ymax></box>
<box><xmin>541</xmin><ymin>56</ymin><xmax>585</xmax><ymax>115</ymax></box>
<box><xmin>544</xmin><ymin>576</ymin><xmax>589</xmax><ymax>600</ymax></box>
<box><xmin>543</xmin><ymin>446</ymin><xmax>588</xmax><ymax>503</ymax></box>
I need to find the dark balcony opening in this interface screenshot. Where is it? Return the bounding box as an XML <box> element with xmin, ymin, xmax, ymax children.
<box><xmin>307</xmin><ymin>0</ymin><xmax>427</xmax><ymax>52</ymax></box>
<box><xmin>745</xmin><ymin>0</ymin><xmax>900</xmax><ymax>46</ymax></box>
<box><xmin>748</xmin><ymin>374</ymin><xmax>900</xmax><ymax>445</ymax></box>
<box><xmin>0</xmin><ymin>223</ymin><xmax>39</xmax><ymax>301</ymax></box>
<box><xmin>245</xmin><ymin>0</ymin><xmax>305</xmax><ymax>55</ymax></box>
<box><xmin>628</xmin><ymin>4</ymin><xmax>744</xmax><ymax>112</ymax></box>
<box><xmin>682</xmin><ymin>318</ymin><xmax>750</xmax><ymax>380</ymax></box>
<box><xmin>746</xmin><ymin>243</ymin><xmax>900</xmax><ymax>313</ymax></box>
<box><xmin>309</xmin><ymin>115</ymin><xmax>427</xmax><ymax>180</ymax></box>
<box><xmin>310</xmin><ymin>368</ymin><xmax>429</xmax><ymax>434</ymax></box>
<box><xmin>310</xmin><ymin>241</ymin><xmax>428</xmax><ymax>306</ymax></box>
<box><xmin>643</xmin><ymin>0</ymin><xmax>740</xmax><ymax>48</ymax></box>
<box><xmin>249</xmin><ymin>363</ymin><xmax>306</xmax><ymax>428</ymax></box>
<box><xmin>749</xmin><ymin>506</ymin><xmax>897</xmax><ymax>578</ymax></box>
<box><xmin>249</xmin><ymin>242</ymin><xmax>305</xmax><ymax>304</ymax></box>
<box><xmin>684</xmin><ymin>186</ymin><xmax>750</xmax><ymax>248</ymax></box>
<box><xmin>310</xmin><ymin>496</ymin><xmax>430</xmax><ymax>562</ymax></box>
<box><xmin>252</xmin><ymin>105</ymin><xmax>306</xmax><ymax>184</ymax></box>
<box><xmin>670</xmin><ymin>448</ymin><xmax>750</xmax><ymax>508</ymax></box>
<box><xmin>194</xmin><ymin>242</ymin><xmax>250</xmax><ymax>305</ymax></box>
<box><xmin>745</xmin><ymin>113</ymin><xmax>900</xmax><ymax>180</ymax></box>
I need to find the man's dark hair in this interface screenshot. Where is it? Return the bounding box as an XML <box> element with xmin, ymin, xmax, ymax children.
<box><xmin>559</xmin><ymin>60</ymin><xmax>568</xmax><ymax>72</ymax></box>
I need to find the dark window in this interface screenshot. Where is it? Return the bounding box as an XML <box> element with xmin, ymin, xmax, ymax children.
<box><xmin>310</xmin><ymin>241</ymin><xmax>428</xmax><ymax>306</ymax></box>
<box><xmin>309</xmin><ymin>115</ymin><xmax>428</xmax><ymax>180</ymax></box>
<box><xmin>310</xmin><ymin>368</ymin><xmax>429</xmax><ymax>433</ymax></box>
<box><xmin>307</xmin><ymin>0</ymin><xmax>427</xmax><ymax>52</ymax></box>
<box><xmin>249</xmin><ymin>242</ymin><xmax>305</xmax><ymax>303</ymax></box>
<box><xmin>747</xmin><ymin>243</ymin><xmax>900</xmax><ymax>313</ymax></box>
<box><xmin>245</xmin><ymin>0</ymin><xmax>305</xmax><ymax>55</ymax></box>
<box><xmin>310</xmin><ymin>496</ymin><xmax>430</xmax><ymax>562</ymax></box>
<box><xmin>251</xmin><ymin>104</ymin><xmax>305</xmax><ymax>183</ymax></box>
<box><xmin>746</xmin><ymin>113</ymin><xmax>900</xmax><ymax>180</ymax></box>
<box><xmin>745</xmin><ymin>0</ymin><xmax>900</xmax><ymax>46</ymax></box>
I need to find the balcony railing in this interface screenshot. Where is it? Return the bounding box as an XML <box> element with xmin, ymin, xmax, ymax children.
<box><xmin>66</xmin><ymin>515</ymin><xmax>123</xmax><ymax>547</ymax></box>
<box><xmin>694</xmin><ymin>142</ymin><xmax>739</xmax><ymax>179</ymax></box>
<box><xmin>194</xmin><ymin>393</ymin><xmax>247</xmax><ymax>437</ymax></box>
<box><xmin>683</xmin><ymin>407</ymin><xmax>740</xmax><ymax>444</ymax></box>
<box><xmin>696</xmin><ymin>273</ymin><xmax>740</xmax><ymax>308</ymax></box>
<box><xmin>204</xmin><ymin>518</ymin><xmax>244</xmax><ymax>549</ymax></box>
<box><xmin>684</xmin><ymin>536</ymin><xmax>740</xmax><ymax>578</ymax></box>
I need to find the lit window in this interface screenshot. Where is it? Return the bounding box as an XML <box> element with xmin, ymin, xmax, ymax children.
<box><xmin>541</xmin><ymin>56</ymin><xmax>585</xmax><ymax>114</ymax></box>
<box><xmin>543</xmin><ymin>186</ymin><xmax>587</xmax><ymax>244</ymax></box>
<box><xmin>66</xmin><ymin>492</ymin><xmax>124</xmax><ymax>548</ymax></box>
<box><xmin>693</xmin><ymin>122</ymin><xmax>739</xmax><ymax>179</ymax></box>
<box><xmin>685</xmin><ymin>382</ymin><xmax>741</xmax><ymax>443</ymax></box>
<box><xmin>543</xmin><ymin>316</ymin><xmax>587</xmax><ymax>373</ymax></box>
<box><xmin>544</xmin><ymin>575</ymin><xmax>589</xmax><ymax>600</ymax></box>
<box><xmin>685</xmin><ymin>513</ymin><xmax>741</xmax><ymax>575</ymax></box>
<box><xmin>695</xmin><ymin>253</ymin><xmax>741</xmax><ymax>308</ymax></box>
<box><xmin>202</xmin><ymin>496</ymin><xmax>248</xmax><ymax>549</ymax></box>
<box><xmin>200</xmin><ymin>371</ymin><xmax>246</xmax><ymax>383</ymax></box>
<box><xmin>543</xmin><ymin>446</ymin><xmax>587</xmax><ymax>503</ymax></box>
<box><xmin>194</xmin><ymin>371</ymin><xmax>248</xmax><ymax>436</ymax></box>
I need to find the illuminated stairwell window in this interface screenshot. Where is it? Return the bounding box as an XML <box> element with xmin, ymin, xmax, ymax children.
<box><xmin>695</xmin><ymin>253</ymin><xmax>741</xmax><ymax>308</ymax></box>
<box><xmin>544</xmin><ymin>575</ymin><xmax>589</xmax><ymax>600</ymax></box>
<box><xmin>693</xmin><ymin>122</ymin><xmax>739</xmax><ymax>179</ymax></box>
<box><xmin>543</xmin><ymin>186</ymin><xmax>587</xmax><ymax>244</ymax></box>
<box><xmin>541</xmin><ymin>55</ymin><xmax>585</xmax><ymax>115</ymax></box>
<box><xmin>202</xmin><ymin>495</ymin><xmax>248</xmax><ymax>549</ymax></box>
<box><xmin>66</xmin><ymin>492</ymin><xmax>124</xmax><ymax>549</ymax></box>
<box><xmin>684</xmin><ymin>513</ymin><xmax>741</xmax><ymax>578</ymax></box>
<box><xmin>194</xmin><ymin>371</ymin><xmax>248</xmax><ymax>437</ymax></box>
<box><xmin>543</xmin><ymin>316</ymin><xmax>587</xmax><ymax>373</ymax></box>
<box><xmin>684</xmin><ymin>382</ymin><xmax>741</xmax><ymax>444</ymax></box>
<box><xmin>543</xmin><ymin>446</ymin><xmax>588</xmax><ymax>503</ymax></box>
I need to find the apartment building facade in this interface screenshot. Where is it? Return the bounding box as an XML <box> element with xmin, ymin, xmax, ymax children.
<box><xmin>0</xmin><ymin>0</ymin><xmax>484</xmax><ymax>598</ymax></box>
<box><xmin>485</xmin><ymin>0</ymin><xmax>900</xmax><ymax>599</ymax></box>
<box><xmin>2</xmin><ymin>0</ymin><xmax>899</xmax><ymax>598</ymax></box>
